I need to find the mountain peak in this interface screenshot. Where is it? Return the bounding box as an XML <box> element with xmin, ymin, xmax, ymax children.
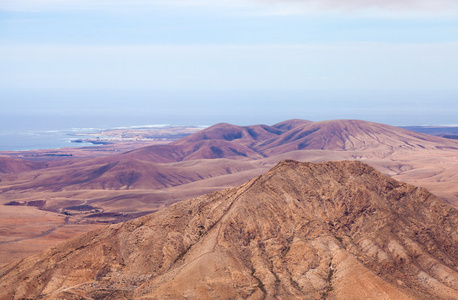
<box><xmin>259</xmin><ymin>119</ymin><xmax>458</xmax><ymax>155</ymax></box>
<box><xmin>2</xmin><ymin>160</ymin><xmax>457</xmax><ymax>299</ymax></box>
<box><xmin>272</xmin><ymin>119</ymin><xmax>312</xmax><ymax>131</ymax></box>
<box><xmin>117</xmin><ymin>119</ymin><xmax>458</xmax><ymax>163</ymax></box>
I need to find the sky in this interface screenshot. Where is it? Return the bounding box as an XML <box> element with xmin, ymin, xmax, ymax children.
<box><xmin>1</xmin><ymin>0</ymin><xmax>458</xmax><ymax>127</ymax></box>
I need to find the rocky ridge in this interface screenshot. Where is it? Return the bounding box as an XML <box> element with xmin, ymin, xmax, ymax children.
<box><xmin>1</xmin><ymin>160</ymin><xmax>457</xmax><ymax>299</ymax></box>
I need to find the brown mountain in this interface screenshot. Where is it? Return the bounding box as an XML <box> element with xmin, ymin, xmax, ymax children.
<box><xmin>272</xmin><ymin>119</ymin><xmax>312</xmax><ymax>131</ymax></box>
<box><xmin>1</xmin><ymin>160</ymin><xmax>456</xmax><ymax>299</ymax></box>
<box><xmin>124</xmin><ymin>119</ymin><xmax>458</xmax><ymax>162</ymax></box>
<box><xmin>256</xmin><ymin>119</ymin><xmax>458</xmax><ymax>156</ymax></box>
<box><xmin>126</xmin><ymin>122</ymin><xmax>286</xmax><ymax>162</ymax></box>
<box><xmin>172</xmin><ymin>122</ymin><xmax>284</xmax><ymax>145</ymax></box>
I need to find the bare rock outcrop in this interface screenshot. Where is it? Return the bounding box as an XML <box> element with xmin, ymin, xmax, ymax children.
<box><xmin>1</xmin><ymin>160</ymin><xmax>457</xmax><ymax>299</ymax></box>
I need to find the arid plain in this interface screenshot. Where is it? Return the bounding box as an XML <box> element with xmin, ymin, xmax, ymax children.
<box><xmin>0</xmin><ymin>119</ymin><xmax>458</xmax><ymax>299</ymax></box>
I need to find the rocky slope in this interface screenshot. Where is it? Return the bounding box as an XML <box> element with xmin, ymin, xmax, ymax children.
<box><xmin>1</xmin><ymin>160</ymin><xmax>457</xmax><ymax>299</ymax></box>
<box><xmin>0</xmin><ymin>156</ymin><xmax>46</xmax><ymax>174</ymax></box>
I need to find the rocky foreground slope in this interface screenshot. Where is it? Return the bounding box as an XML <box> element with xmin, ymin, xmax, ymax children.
<box><xmin>1</xmin><ymin>160</ymin><xmax>457</xmax><ymax>299</ymax></box>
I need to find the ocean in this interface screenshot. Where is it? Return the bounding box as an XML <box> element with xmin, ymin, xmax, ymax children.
<box><xmin>0</xmin><ymin>127</ymin><xmax>100</xmax><ymax>151</ymax></box>
<box><xmin>1</xmin><ymin>88</ymin><xmax>457</xmax><ymax>151</ymax></box>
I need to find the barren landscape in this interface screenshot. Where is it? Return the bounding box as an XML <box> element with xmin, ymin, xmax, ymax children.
<box><xmin>1</xmin><ymin>119</ymin><xmax>458</xmax><ymax>298</ymax></box>
<box><xmin>3</xmin><ymin>0</ymin><xmax>457</xmax><ymax>297</ymax></box>
<box><xmin>1</xmin><ymin>160</ymin><xmax>457</xmax><ymax>299</ymax></box>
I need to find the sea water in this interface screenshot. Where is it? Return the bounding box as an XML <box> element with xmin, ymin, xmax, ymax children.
<box><xmin>0</xmin><ymin>127</ymin><xmax>99</xmax><ymax>151</ymax></box>
<box><xmin>1</xmin><ymin>88</ymin><xmax>457</xmax><ymax>151</ymax></box>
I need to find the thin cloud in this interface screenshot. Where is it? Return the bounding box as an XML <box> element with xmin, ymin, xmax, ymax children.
<box><xmin>2</xmin><ymin>42</ymin><xmax>458</xmax><ymax>90</ymax></box>
<box><xmin>267</xmin><ymin>0</ymin><xmax>457</xmax><ymax>11</ymax></box>
<box><xmin>249</xmin><ymin>0</ymin><xmax>458</xmax><ymax>16</ymax></box>
<box><xmin>1</xmin><ymin>0</ymin><xmax>457</xmax><ymax>15</ymax></box>
<box><xmin>0</xmin><ymin>0</ymin><xmax>239</xmax><ymax>12</ymax></box>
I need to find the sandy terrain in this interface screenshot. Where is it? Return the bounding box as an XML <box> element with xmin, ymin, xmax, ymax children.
<box><xmin>0</xmin><ymin>206</ymin><xmax>103</xmax><ymax>267</ymax></box>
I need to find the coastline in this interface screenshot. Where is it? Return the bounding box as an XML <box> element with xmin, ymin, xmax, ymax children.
<box><xmin>0</xmin><ymin>125</ymin><xmax>205</xmax><ymax>160</ymax></box>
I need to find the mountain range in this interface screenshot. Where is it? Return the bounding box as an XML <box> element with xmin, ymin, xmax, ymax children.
<box><xmin>124</xmin><ymin>119</ymin><xmax>458</xmax><ymax>162</ymax></box>
<box><xmin>1</xmin><ymin>119</ymin><xmax>458</xmax><ymax>271</ymax></box>
<box><xmin>1</xmin><ymin>119</ymin><xmax>457</xmax><ymax>208</ymax></box>
<box><xmin>2</xmin><ymin>119</ymin><xmax>457</xmax><ymax>191</ymax></box>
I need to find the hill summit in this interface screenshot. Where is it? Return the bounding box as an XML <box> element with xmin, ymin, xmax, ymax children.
<box><xmin>1</xmin><ymin>160</ymin><xmax>457</xmax><ymax>299</ymax></box>
<box><xmin>127</xmin><ymin>119</ymin><xmax>458</xmax><ymax>163</ymax></box>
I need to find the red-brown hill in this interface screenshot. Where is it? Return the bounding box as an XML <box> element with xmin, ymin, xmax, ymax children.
<box><xmin>1</xmin><ymin>157</ymin><xmax>260</xmax><ymax>193</ymax></box>
<box><xmin>257</xmin><ymin>119</ymin><xmax>458</xmax><ymax>156</ymax></box>
<box><xmin>126</xmin><ymin>122</ymin><xmax>286</xmax><ymax>162</ymax></box>
<box><xmin>0</xmin><ymin>156</ymin><xmax>46</xmax><ymax>174</ymax></box>
<box><xmin>1</xmin><ymin>160</ymin><xmax>456</xmax><ymax>299</ymax></box>
<box><xmin>127</xmin><ymin>119</ymin><xmax>458</xmax><ymax>161</ymax></box>
<box><xmin>172</xmin><ymin>122</ymin><xmax>284</xmax><ymax>145</ymax></box>
<box><xmin>272</xmin><ymin>118</ymin><xmax>312</xmax><ymax>131</ymax></box>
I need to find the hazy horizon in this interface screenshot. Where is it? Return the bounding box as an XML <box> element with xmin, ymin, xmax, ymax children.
<box><xmin>1</xmin><ymin>88</ymin><xmax>457</xmax><ymax>131</ymax></box>
<box><xmin>2</xmin><ymin>0</ymin><xmax>457</xmax><ymax>133</ymax></box>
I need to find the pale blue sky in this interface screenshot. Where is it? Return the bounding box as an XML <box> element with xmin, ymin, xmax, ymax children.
<box><xmin>1</xmin><ymin>0</ymin><xmax>458</xmax><ymax>126</ymax></box>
